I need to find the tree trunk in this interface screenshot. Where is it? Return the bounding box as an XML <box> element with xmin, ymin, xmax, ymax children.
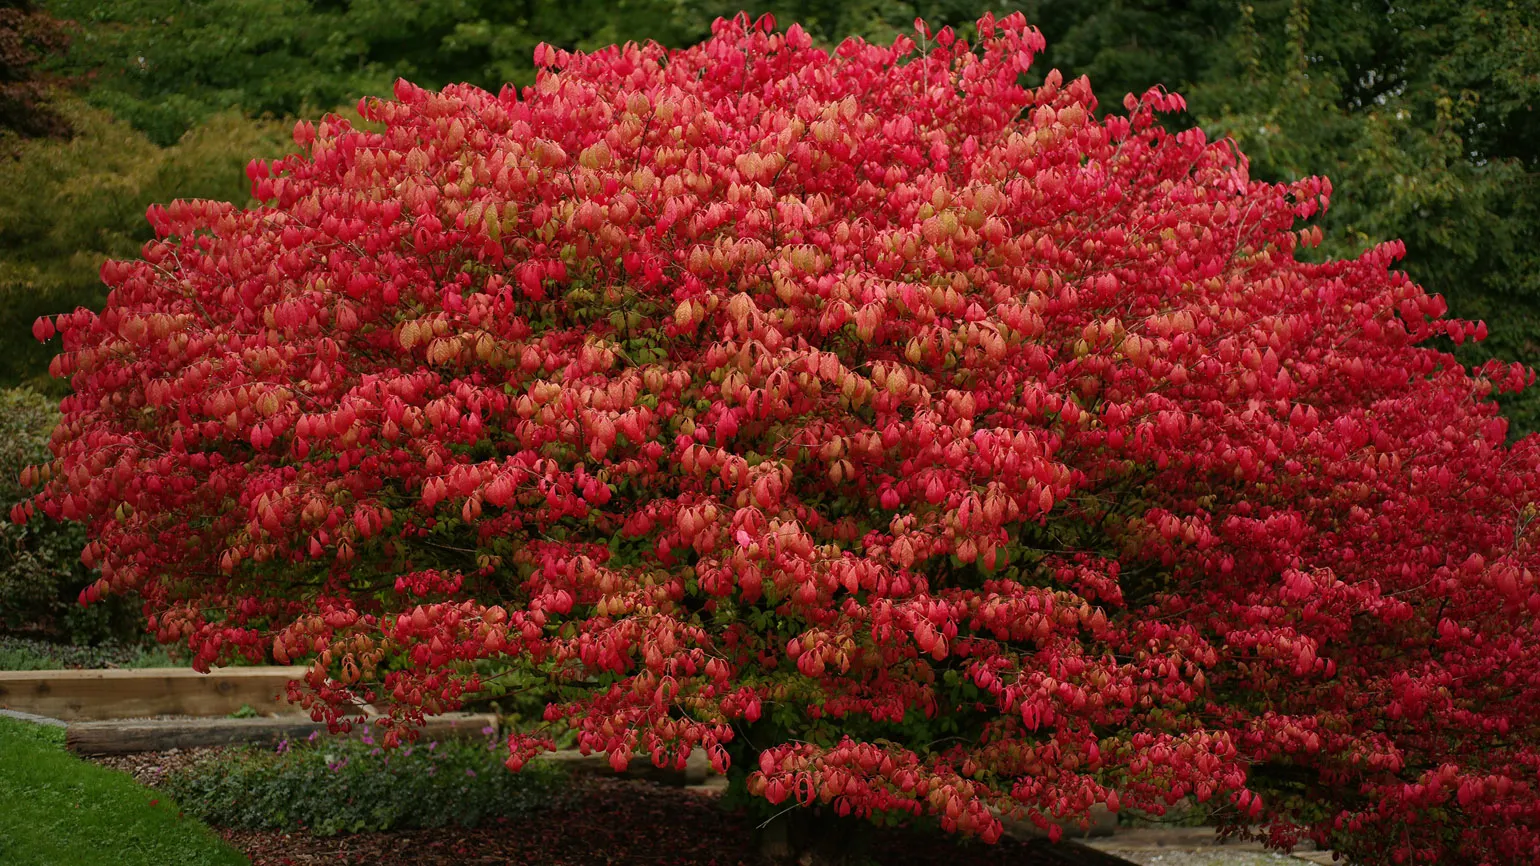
<box><xmin>757</xmin><ymin>806</ymin><xmax>871</xmax><ymax>866</ymax></box>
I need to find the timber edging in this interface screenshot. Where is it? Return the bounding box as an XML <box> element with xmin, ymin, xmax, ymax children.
<box><xmin>64</xmin><ymin>712</ymin><xmax>497</xmax><ymax>755</ymax></box>
<box><xmin>0</xmin><ymin>666</ymin><xmax>307</xmax><ymax>720</ymax></box>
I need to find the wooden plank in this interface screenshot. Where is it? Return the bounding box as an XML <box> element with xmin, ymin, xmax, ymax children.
<box><xmin>65</xmin><ymin>712</ymin><xmax>498</xmax><ymax>755</ymax></box>
<box><xmin>0</xmin><ymin>666</ymin><xmax>307</xmax><ymax>720</ymax></box>
<box><xmin>65</xmin><ymin>713</ymin><xmax>712</xmax><ymax>788</ymax></box>
<box><xmin>543</xmin><ymin>747</ymin><xmax>711</xmax><ymax>784</ymax></box>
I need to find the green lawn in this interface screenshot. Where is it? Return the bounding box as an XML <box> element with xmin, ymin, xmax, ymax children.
<box><xmin>0</xmin><ymin>715</ymin><xmax>248</xmax><ymax>866</ymax></box>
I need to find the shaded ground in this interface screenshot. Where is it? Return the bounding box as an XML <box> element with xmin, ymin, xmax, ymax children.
<box><xmin>209</xmin><ymin>776</ymin><xmax>1132</xmax><ymax>866</ymax></box>
<box><xmin>92</xmin><ymin>748</ymin><xmax>1329</xmax><ymax>866</ymax></box>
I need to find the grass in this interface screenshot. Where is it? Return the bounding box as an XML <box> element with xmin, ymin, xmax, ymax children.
<box><xmin>0</xmin><ymin>715</ymin><xmax>248</xmax><ymax>866</ymax></box>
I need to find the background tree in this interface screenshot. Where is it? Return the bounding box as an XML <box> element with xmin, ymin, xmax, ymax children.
<box><xmin>0</xmin><ymin>102</ymin><xmax>288</xmax><ymax>390</ymax></box>
<box><xmin>0</xmin><ymin>0</ymin><xmax>72</xmax><ymax>143</ymax></box>
<box><xmin>42</xmin><ymin>0</ymin><xmax>990</xmax><ymax>147</ymax></box>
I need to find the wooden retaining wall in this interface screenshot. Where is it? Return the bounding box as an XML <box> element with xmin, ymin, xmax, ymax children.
<box><xmin>0</xmin><ymin>666</ymin><xmax>307</xmax><ymax>720</ymax></box>
<box><xmin>65</xmin><ymin>712</ymin><xmax>498</xmax><ymax>755</ymax></box>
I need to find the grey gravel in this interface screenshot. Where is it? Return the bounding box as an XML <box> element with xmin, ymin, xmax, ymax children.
<box><xmin>1091</xmin><ymin>851</ymin><xmax>1307</xmax><ymax>866</ymax></box>
<box><xmin>0</xmin><ymin>708</ymin><xmax>67</xmax><ymax>728</ymax></box>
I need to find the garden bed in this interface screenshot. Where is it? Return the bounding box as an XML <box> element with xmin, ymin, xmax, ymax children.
<box><xmin>211</xmin><ymin>776</ymin><xmax>1133</xmax><ymax>866</ymax></box>
<box><xmin>0</xmin><ymin>688</ymin><xmax>1323</xmax><ymax>866</ymax></box>
<box><xmin>74</xmin><ymin>732</ymin><xmax>1328</xmax><ymax>866</ymax></box>
<box><xmin>81</xmin><ymin>736</ymin><xmax>1133</xmax><ymax>866</ymax></box>
<box><xmin>0</xmin><ymin>694</ymin><xmax>1334</xmax><ymax>866</ymax></box>
<box><xmin>0</xmin><ymin>636</ymin><xmax>179</xmax><ymax>671</ymax></box>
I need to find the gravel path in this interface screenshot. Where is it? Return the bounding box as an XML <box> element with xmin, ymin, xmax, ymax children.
<box><xmin>1086</xmin><ymin>828</ymin><xmax>1337</xmax><ymax>866</ymax></box>
<box><xmin>1094</xmin><ymin>850</ymin><xmax>1310</xmax><ymax>866</ymax></box>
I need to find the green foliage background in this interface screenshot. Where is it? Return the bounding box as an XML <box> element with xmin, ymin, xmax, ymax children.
<box><xmin>0</xmin><ymin>102</ymin><xmax>289</xmax><ymax>389</ymax></box>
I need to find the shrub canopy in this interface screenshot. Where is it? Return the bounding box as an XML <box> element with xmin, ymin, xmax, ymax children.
<box><xmin>28</xmin><ymin>13</ymin><xmax>1540</xmax><ymax>863</ymax></box>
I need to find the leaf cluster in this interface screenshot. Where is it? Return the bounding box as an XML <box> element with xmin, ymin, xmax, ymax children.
<box><xmin>0</xmin><ymin>386</ymin><xmax>140</xmax><ymax>642</ymax></box>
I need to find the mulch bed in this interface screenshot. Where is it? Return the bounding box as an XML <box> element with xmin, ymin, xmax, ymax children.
<box><xmin>211</xmin><ymin>776</ymin><xmax>1130</xmax><ymax>866</ymax></box>
<box><xmin>87</xmin><ymin>749</ymin><xmax>1131</xmax><ymax>866</ymax></box>
<box><xmin>94</xmin><ymin>745</ymin><xmax>225</xmax><ymax>788</ymax></box>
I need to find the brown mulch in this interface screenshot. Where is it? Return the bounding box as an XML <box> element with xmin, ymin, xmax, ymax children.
<box><xmin>212</xmin><ymin>776</ymin><xmax>1132</xmax><ymax>866</ymax></box>
<box><xmin>92</xmin><ymin>745</ymin><xmax>226</xmax><ymax>788</ymax></box>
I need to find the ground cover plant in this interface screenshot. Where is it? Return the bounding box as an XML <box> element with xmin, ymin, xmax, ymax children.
<box><xmin>27</xmin><ymin>11</ymin><xmax>1540</xmax><ymax>865</ymax></box>
<box><xmin>0</xmin><ymin>634</ymin><xmax>177</xmax><ymax>669</ymax></box>
<box><xmin>166</xmin><ymin>727</ymin><xmax>565</xmax><ymax>835</ymax></box>
<box><xmin>0</xmin><ymin>715</ymin><xmax>247</xmax><ymax>866</ymax></box>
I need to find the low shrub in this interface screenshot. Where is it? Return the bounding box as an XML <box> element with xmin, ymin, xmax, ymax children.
<box><xmin>0</xmin><ymin>635</ymin><xmax>180</xmax><ymax>670</ymax></box>
<box><xmin>165</xmin><ymin>728</ymin><xmax>566</xmax><ymax>835</ymax></box>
